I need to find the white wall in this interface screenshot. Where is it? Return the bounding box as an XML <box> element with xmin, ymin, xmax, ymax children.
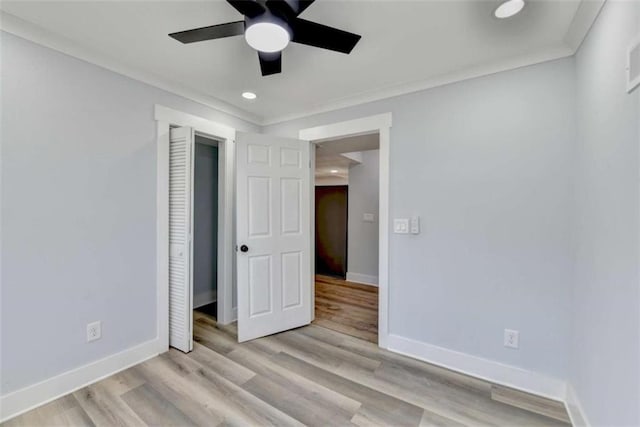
<box><xmin>570</xmin><ymin>1</ymin><xmax>640</xmax><ymax>425</ymax></box>
<box><xmin>265</xmin><ymin>57</ymin><xmax>576</xmax><ymax>382</ymax></box>
<box><xmin>347</xmin><ymin>149</ymin><xmax>379</xmax><ymax>285</ymax></box>
<box><xmin>0</xmin><ymin>32</ymin><xmax>258</xmax><ymax>396</ymax></box>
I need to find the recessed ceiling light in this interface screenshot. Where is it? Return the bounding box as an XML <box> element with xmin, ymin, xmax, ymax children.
<box><xmin>242</xmin><ymin>91</ymin><xmax>257</xmax><ymax>100</ymax></box>
<box><xmin>245</xmin><ymin>22</ymin><xmax>290</xmax><ymax>53</ymax></box>
<box><xmin>494</xmin><ymin>0</ymin><xmax>525</xmax><ymax>18</ymax></box>
<box><xmin>330</xmin><ymin>169</ymin><xmax>339</xmax><ymax>174</ymax></box>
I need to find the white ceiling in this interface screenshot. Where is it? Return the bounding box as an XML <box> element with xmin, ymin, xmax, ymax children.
<box><xmin>315</xmin><ymin>152</ymin><xmax>354</xmax><ymax>182</ymax></box>
<box><xmin>317</xmin><ymin>133</ymin><xmax>380</xmax><ymax>155</ymax></box>
<box><xmin>315</xmin><ymin>133</ymin><xmax>379</xmax><ymax>181</ymax></box>
<box><xmin>1</xmin><ymin>0</ymin><xmax>595</xmax><ymax>125</ymax></box>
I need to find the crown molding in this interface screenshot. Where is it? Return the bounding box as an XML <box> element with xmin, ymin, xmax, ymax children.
<box><xmin>0</xmin><ymin>12</ymin><xmax>263</xmax><ymax>126</ymax></box>
<box><xmin>563</xmin><ymin>0</ymin><xmax>606</xmax><ymax>53</ymax></box>
<box><xmin>261</xmin><ymin>0</ymin><xmax>606</xmax><ymax>126</ymax></box>
<box><xmin>1</xmin><ymin>0</ymin><xmax>604</xmax><ymax>129</ymax></box>
<box><xmin>262</xmin><ymin>46</ymin><xmax>574</xmax><ymax>126</ymax></box>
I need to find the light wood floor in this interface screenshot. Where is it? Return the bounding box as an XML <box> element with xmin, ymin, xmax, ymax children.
<box><xmin>313</xmin><ymin>275</ymin><xmax>379</xmax><ymax>343</ymax></box>
<box><xmin>5</xmin><ymin>310</ymin><xmax>571</xmax><ymax>427</ymax></box>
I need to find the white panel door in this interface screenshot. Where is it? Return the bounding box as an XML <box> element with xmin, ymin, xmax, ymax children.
<box><xmin>236</xmin><ymin>132</ymin><xmax>311</xmax><ymax>342</ymax></box>
<box><xmin>168</xmin><ymin>127</ymin><xmax>194</xmax><ymax>352</ymax></box>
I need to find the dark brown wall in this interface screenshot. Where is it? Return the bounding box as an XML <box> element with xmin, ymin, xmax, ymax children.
<box><xmin>315</xmin><ymin>186</ymin><xmax>348</xmax><ymax>278</ymax></box>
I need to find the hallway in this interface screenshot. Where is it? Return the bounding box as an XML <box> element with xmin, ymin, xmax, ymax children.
<box><xmin>313</xmin><ymin>275</ymin><xmax>379</xmax><ymax>343</ymax></box>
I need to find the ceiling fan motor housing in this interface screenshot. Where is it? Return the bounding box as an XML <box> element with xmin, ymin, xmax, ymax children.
<box><xmin>168</xmin><ymin>0</ymin><xmax>361</xmax><ymax>76</ymax></box>
<box><xmin>245</xmin><ymin>11</ymin><xmax>293</xmax><ymax>39</ymax></box>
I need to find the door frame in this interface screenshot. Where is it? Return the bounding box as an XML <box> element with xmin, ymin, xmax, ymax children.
<box><xmin>155</xmin><ymin>105</ymin><xmax>236</xmax><ymax>351</ymax></box>
<box><xmin>299</xmin><ymin>113</ymin><xmax>392</xmax><ymax>349</ymax></box>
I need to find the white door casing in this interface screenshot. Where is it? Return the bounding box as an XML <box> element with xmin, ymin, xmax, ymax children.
<box><xmin>236</xmin><ymin>132</ymin><xmax>311</xmax><ymax>342</ymax></box>
<box><xmin>168</xmin><ymin>126</ymin><xmax>194</xmax><ymax>352</ymax></box>
<box><xmin>299</xmin><ymin>113</ymin><xmax>392</xmax><ymax>348</ymax></box>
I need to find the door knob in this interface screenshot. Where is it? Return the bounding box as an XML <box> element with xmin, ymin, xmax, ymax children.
<box><xmin>240</xmin><ymin>245</ymin><xmax>249</xmax><ymax>253</ymax></box>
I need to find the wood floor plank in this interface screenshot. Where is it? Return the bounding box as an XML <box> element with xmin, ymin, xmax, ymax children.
<box><xmin>99</xmin><ymin>368</ymin><xmax>146</xmax><ymax>396</ymax></box>
<box><xmin>313</xmin><ymin>275</ymin><xmax>379</xmax><ymax>343</ymax></box>
<box><xmin>195</xmin><ymin>322</ymin><xmax>364</xmax><ymax>423</ymax></box>
<box><xmin>2</xmin><ymin>395</ymin><xmax>88</xmax><ymax>427</ymax></box>
<box><xmin>271</xmin><ymin>328</ymin><xmax>381</xmax><ymax>372</ymax></box>
<box><xmin>491</xmin><ymin>384</ymin><xmax>571</xmax><ymax>423</ymax></box>
<box><xmin>188</xmin><ymin>342</ymin><xmax>256</xmax><ymax>386</ymax></box>
<box><xmin>241</xmin><ymin>374</ymin><xmax>358</xmax><ymax>426</ymax></box>
<box><xmin>316</xmin><ymin>275</ymin><xmax>379</xmax><ymax>293</ymax></box>
<box><xmin>272</xmin><ymin>351</ymin><xmax>425</xmax><ymax>426</ymax></box>
<box><xmin>72</xmin><ymin>382</ymin><xmax>147</xmax><ymax>426</ymax></box>
<box><xmin>348</xmin><ymin>359</ymin><xmax>569</xmax><ymax>426</ymax></box>
<box><xmin>194</xmin><ymin>316</ymin><xmax>278</xmax><ymax>357</ymax></box>
<box><xmin>312</xmin><ymin>317</ymin><xmax>379</xmax><ymax>344</ymax></box>
<box><xmin>227</xmin><ymin>347</ymin><xmax>362</xmax><ymax>414</ymax></box>
<box><xmin>299</xmin><ymin>325</ymin><xmax>492</xmax><ymax>395</ymax></box>
<box><xmin>4</xmin><ymin>307</ymin><xmax>572</xmax><ymax>427</ymax></box>
<box><xmin>418</xmin><ymin>408</ymin><xmax>467</xmax><ymax>427</ymax></box>
<box><xmin>139</xmin><ymin>348</ymin><xmax>303</xmax><ymax>427</ymax></box>
<box><xmin>55</xmin><ymin>405</ymin><xmax>96</xmax><ymax>427</ymax></box>
<box><xmin>130</xmin><ymin>363</ymin><xmax>225</xmax><ymax>426</ymax></box>
<box><xmin>186</xmin><ymin>362</ymin><xmax>305</xmax><ymax>427</ymax></box>
<box><xmin>121</xmin><ymin>383</ymin><xmax>197</xmax><ymax>426</ymax></box>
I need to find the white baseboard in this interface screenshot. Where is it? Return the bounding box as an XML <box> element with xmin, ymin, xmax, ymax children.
<box><xmin>0</xmin><ymin>338</ymin><xmax>164</xmax><ymax>423</ymax></box>
<box><xmin>565</xmin><ymin>383</ymin><xmax>590</xmax><ymax>427</ymax></box>
<box><xmin>346</xmin><ymin>272</ymin><xmax>378</xmax><ymax>286</ymax></box>
<box><xmin>193</xmin><ymin>289</ymin><xmax>217</xmax><ymax>308</ymax></box>
<box><xmin>387</xmin><ymin>334</ymin><xmax>567</xmax><ymax>401</ymax></box>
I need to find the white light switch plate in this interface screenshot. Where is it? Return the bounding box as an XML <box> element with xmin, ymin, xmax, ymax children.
<box><xmin>394</xmin><ymin>218</ymin><xmax>409</xmax><ymax>234</ymax></box>
<box><xmin>410</xmin><ymin>216</ymin><xmax>420</xmax><ymax>234</ymax></box>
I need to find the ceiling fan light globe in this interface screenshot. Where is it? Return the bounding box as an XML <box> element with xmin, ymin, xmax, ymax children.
<box><xmin>245</xmin><ymin>22</ymin><xmax>291</xmax><ymax>53</ymax></box>
<box><xmin>494</xmin><ymin>0</ymin><xmax>525</xmax><ymax>18</ymax></box>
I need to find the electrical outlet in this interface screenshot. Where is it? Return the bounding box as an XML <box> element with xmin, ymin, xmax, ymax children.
<box><xmin>504</xmin><ymin>329</ymin><xmax>519</xmax><ymax>349</ymax></box>
<box><xmin>87</xmin><ymin>321</ymin><xmax>102</xmax><ymax>343</ymax></box>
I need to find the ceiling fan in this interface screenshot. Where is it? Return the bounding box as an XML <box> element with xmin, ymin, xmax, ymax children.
<box><xmin>168</xmin><ymin>0</ymin><xmax>361</xmax><ymax>76</ymax></box>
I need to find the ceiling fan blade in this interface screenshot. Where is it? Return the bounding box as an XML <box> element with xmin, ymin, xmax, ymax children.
<box><xmin>291</xmin><ymin>19</ymin><xmax>361</xmax><ymax>54</ymax></box>
<box><xmin>293</xmin><ymin>0</ymin><xmax>315</xmax><ymax>15</ymax></box>
<box><xmin>266</xmin><ymin>0</ymin><xmax>296</xmax><ymax>18</ymax></box>
<box><xmin>258</xmin><ymin>51</ymin><xmax>282</xmax><ymax>76</ymax></box>
<box><xmin>266</xmin><ymin>0</ymin><xmax>314</xmax><ymax>17</ymax></box>
<box><xmin>169</xmin><ymin>21</ymin><xmax>245</xmax><ymax>44</ymax></box>
<box><xmin>227</xmin><ymin>0</ymin><xmax>266</xmax><ymax>18</ymax></box>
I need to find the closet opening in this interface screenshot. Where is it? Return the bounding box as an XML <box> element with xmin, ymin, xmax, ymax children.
<box><xmin>192</xmin><ymin>134</ymin><xmax>219</xmax><ymax>323</ymax></box>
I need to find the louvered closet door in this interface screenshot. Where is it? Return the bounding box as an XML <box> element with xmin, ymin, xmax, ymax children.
<box><xmin>169</xmin><ymin>127</ymin><xmax>194</xmax><ymax>353</ymax></box>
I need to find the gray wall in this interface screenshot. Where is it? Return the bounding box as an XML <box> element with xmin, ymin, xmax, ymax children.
<box><xmin>571</xmin><ymin>1</ymin><xmax>640</xmax><ymax>425</ymax></box>
<box><xmin>264</xmin><ymin>58</ymin><xmax>576</xmax><ymax>379</ymax></box>
<box><xmin>347</xmin><ymin>150</ymin><xmax>379</xmax><ymax>282</ymax></box>
<box><xmin>193</xmin><ymin>140</ymin><xmax>218</xmax><ymax>308</ymax></box>
<box><xmin>5</xmin><ymin>8</ymin><xmax>640</xmax><ymax>422</ymax></box>
<box><xmin>0</xmin><ymin>32</ymin><xmax>258</xmax><ymax>394</ymax></box>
